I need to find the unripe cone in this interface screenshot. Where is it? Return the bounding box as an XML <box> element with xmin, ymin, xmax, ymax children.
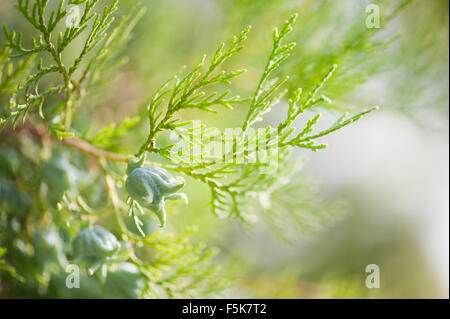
<box><xmin>125</xmin><ymin>158</ymin><xmax>187</xmax><ymax>227</ymax></box>
<box><xmin>72</xmin><ymin>226</ymin><xmax>120</xmax><ymax>261</ymax></box>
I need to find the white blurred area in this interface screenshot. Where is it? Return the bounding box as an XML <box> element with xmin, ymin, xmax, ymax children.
<box><xmin>302</xmin><ymin>110</ymin><xmax>449</xmax><ymax>297</ymax></box>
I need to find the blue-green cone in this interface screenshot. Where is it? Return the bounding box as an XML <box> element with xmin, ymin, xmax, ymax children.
<box><xmin>125</xmin><ymin>158</ymin><xmax>187</xmax><ymax>227</ymax></box>
<box><xmin>72</xmin><ymin>226</ymin><xmax>120</xmax><ymax>262</ymax></box>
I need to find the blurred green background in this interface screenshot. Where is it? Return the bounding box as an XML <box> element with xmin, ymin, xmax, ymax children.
<box><xmin>0</xmin><ymin>0</ymin><xmax>448</xmax><ymax>298</ymax></box>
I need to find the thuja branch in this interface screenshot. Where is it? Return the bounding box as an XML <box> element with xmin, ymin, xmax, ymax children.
<box><xmin>13</xmin><ymin>124</ymin><xmax>212</xmax><ymax>177</ymax></box>
<box><xmin>62</xmin><ymin>136</ymin><xmax>130</xmax><ymax>162</ymax></box>
<box><xmin>136</xmin><ymin>26</ymin><xmax>251</xmax><ymax>157</ymax></box>
<box><xmin>1</xmin><ymin>0</ymin><xmax>144</xmax><ymax>135</ymax></box>
<box><xmin>60</xmin><ymin>135</ymin><xmax>198</xmax><ymax>174</ymax></box>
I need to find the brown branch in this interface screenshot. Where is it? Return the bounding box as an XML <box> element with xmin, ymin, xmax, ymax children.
<box><xmin>3</xmin><ymin>123</ymin><xmax>193</xmax><ymax>172</ymax></box>
<box><xmin>62</xmin><ymin>136</ymin><xmax>130</xmax><ymax>162</ymax></box>
<box><xmin>60</xmin><ymin>135</ymin><xmax>185</xmax><ymax>172</ymax></box>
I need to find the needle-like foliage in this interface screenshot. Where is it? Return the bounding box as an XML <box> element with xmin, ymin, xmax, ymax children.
<box><xmin>133</xmin><ymin>14</ymin><xmax>376</xmax><ymax>222</ymax></box>
<box><xmin>0</xmin><ymin>0</ymin><xmax>394</xmax><ymax>299</ymax></box>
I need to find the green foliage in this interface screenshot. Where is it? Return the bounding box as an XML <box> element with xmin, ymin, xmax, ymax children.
<box><xmin>1</xmin><ymin>0</ymin><xmax>145</xmax><ymax>135</ymax></box>
<box><xmin>83</xmin><ymin>116</ymin><xmax>140</xmax><ymax>150</ymax></box>
<box><xmin>132</xmin><ymin>14</ymin><xmax>376</xmax><ymax>221</ymax></box>
<box><xmin>0</xmin><ymin>247</ymin><xmax>25</xmax><ymax>282</ymax></box>
<box><xmin>0</xmin><ymin>0</ymin><xmax>400</xmax><ymax>299</ymax></box>
<box><xmin>135</xmin><ymin>26</ymin><xmax>251</xmax><ymax>157</ymax></box>
<box><xmin>242</xmin><ymin>13</ymin><xmax>297</xmax><ymax>132</ymax></box>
